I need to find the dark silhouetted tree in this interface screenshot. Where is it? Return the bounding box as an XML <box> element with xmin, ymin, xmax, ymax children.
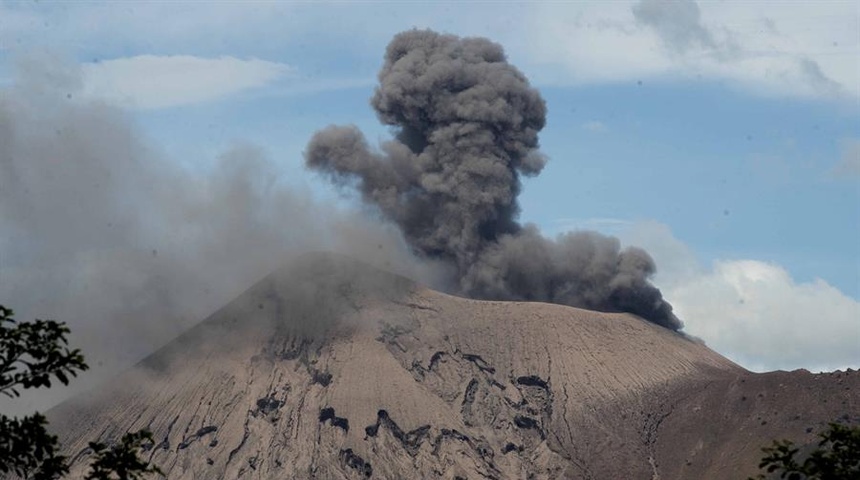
<box><xmin>0</xmin><ymin>304</ymin><xmax>161</xmax><ymax>479</ymax></box>
<box><xmin>751</xmin><ymin>422</ymin><xmax>860</xmax><ymax>480</ymax></box>
<box><xmin>85</xmin><ymin>431</ymin><xmax>162</xmax><ymax>480</ymax></box>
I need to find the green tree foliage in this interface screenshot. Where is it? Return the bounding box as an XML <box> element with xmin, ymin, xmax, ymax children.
<box><xmin>751</xmin><ymin>422</ymin><xmax>860</xmax><ymax>480</ymax></box>
<box><xmin>0</xmin><ymin>413</ymin><xmax>68</xmax><ymax>479</ymax></box>
<box><xmin>0</xmin><ymin>304</ymin><xmax>161</xmax><ymax>479</ymax></box>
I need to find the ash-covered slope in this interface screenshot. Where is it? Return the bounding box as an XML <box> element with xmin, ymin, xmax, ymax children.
<box><xmin>47</xmin><ymin>253</ymin><xmax>859</xmax><ymax>479</ymax></box>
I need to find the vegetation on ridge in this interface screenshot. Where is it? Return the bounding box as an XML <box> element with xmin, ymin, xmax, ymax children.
<box><xmin>751</xmin><ymin>422</ymin><xmax>860</xmax><ymax>480</ymax></box>
<box><xmin>0</xmin><ymin>304</ymin><xmax>161</xmax><ymax>479</ymax></box>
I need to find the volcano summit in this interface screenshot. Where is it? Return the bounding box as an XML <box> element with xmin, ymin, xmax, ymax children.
<box><xmin>306</xmin><ymin>29</ymin><xmax>680</xmax><ymax>330</ymax></box>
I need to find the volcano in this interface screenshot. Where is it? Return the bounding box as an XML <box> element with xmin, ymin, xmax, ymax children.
<box><xmin>47</xmin><ymin>253</ymin><xmax>859</xmax><ymax>479</ymax></box>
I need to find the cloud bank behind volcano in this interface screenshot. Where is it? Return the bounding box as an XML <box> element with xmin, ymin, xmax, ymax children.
<box><xmin>306</xmin><ymin>29</ymin><xmax>681</xmax><ymax>330</ymax></box>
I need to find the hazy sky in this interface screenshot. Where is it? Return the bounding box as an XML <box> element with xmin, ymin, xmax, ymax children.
<box><xmin>1</xmin><ymin>0</ymin><xmax>858</xmax><ymax>382</ymax></box>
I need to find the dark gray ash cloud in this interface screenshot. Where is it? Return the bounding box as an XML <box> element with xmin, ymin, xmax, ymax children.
<box><xmin>306</xmin><ymin>29</ymin><xmax>681</xmax><ymax>330</ymax></box>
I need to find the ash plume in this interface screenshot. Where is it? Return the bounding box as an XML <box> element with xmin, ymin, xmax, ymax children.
<box><xmin>306</xmin><ymin>29</ymin><xmax>681</xmax><ymax>330</ymax></box>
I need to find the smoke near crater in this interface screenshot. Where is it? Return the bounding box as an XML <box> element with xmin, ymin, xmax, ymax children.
<box><xmin>306</xmin><ymin>29</ymin><xmax>681</xmax><ymax>330</ymax></box>
<box><xmin>0</xmin><ymin>52</ymin><xmax>447</xmax><ymax>415</ymax></box>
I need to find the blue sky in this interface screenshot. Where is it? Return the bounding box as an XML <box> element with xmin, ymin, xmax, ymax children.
<box><xmin>1</xmin><ymin>0</ymin><xmax>858</xmax><ymax>381</ymax></box>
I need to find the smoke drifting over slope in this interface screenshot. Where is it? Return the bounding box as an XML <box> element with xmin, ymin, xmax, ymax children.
<box><xmin>0</xmin><ymin>53</ymin><xmax>445</xmax><ymax>414</ymax></box>
<box><xmin>306</xmin><ymin>30</ymin><xmax>681</xmax><ymax>330</ymax></box>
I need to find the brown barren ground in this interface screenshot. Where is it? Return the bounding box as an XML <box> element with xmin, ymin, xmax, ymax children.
<box><xmin>47</xmin><ymin>253</ymin><xmax>859</xmax><ymax>479</ymax></box>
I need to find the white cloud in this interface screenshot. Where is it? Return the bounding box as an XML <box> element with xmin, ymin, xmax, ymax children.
<box><xmin>81</xmin><ymin>55</ymin><xmax>292</xmax><ymax>109</ymax></box>
<box><xmin>632</xmin><ymin>0</ymin><xmax>718</xmax><ymax>55</ymax></box>
<box><xmin>3</xmin><ymin>2</ymin><xmax>856</xmax><ymax>102</ymax></box>
<box><xmin>525</xmin><ymin>2</ymin><xmax>673</xmax><ymax>85</ymax></box>
<box><xmin>523</xmin><ymin>0</ymin><xmax>859</xmax><ymax>99</ymax></box>
<box><xmin>0</xmin><ymin>2</ymin><xmax>298</xmax><ymax>55</ymax></box>
<box><xmin>622</xmin><ymin>221</ymin><xmax>860</xmax><ymax>373</ymax></box>
<box><xmin>671</xmin><ymin>260</ymin><xmax>859</xmax><ymax>372</ymax></box>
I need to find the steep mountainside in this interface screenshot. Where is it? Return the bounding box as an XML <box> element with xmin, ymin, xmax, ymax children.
<box><xmin>47</xmin><ymin>253</ymin><xmax>859</xmax><ymax>479</ymax></box>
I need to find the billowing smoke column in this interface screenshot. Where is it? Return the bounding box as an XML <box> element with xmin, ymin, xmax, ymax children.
<box><xmin>306</xmin><ymin>29</ymin><xmax>681</xmax><ymax>330</ymax></box>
